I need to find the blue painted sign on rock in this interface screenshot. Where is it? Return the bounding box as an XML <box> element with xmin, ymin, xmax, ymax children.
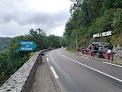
<box><xmin>16</xmin><ymin>41</ymin><xmax>37</xmax><ymax>51</ymax></box>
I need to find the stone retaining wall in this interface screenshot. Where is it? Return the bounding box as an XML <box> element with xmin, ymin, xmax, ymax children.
<box><xmin>114</xmin><ymin>47</ymin><xmax>122</xmax><ymax>59</ymax></box>
<box><xmin>0</xmin><ymin>49</ymin><xmax>52</xmax><ymax>92</ymax></box>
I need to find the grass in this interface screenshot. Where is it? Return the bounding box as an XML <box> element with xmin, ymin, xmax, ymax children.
<box><xmin>66</xmin><ymin>48</ymin><xmax>76</xmax><ymax>53</ymax></box>
<box><xmin>66</xmin><ymin>48</ymin><xmax>81</xmax><ymax>55</ymax></box>
<box><xmin>29</xmin><ymin>52</ymin><xmax>37</xmax><ymax>59</ymax></box>
<box><xmin>66</xmin><ymin>48</ymin><xmax>83</xmax><ymax>56</ymax></box>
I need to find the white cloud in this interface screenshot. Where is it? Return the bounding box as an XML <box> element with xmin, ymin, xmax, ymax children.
<box><xmin>0</xmin><ymin>0</ymin><xmax>71</xmax><ymax>37</ymax></box>
<box><xmin>27</xmin><ymin>0</ymin><xmax>71</xmax><ymax>13</ymax></box>
<box><xmin>49</xmin><ymin>25</ymin><xmax>65</xmax><ymax>36</ymax></box>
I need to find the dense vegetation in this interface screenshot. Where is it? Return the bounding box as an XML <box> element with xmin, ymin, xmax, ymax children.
<box><xmin>64</xmin><ymin>0</ymin><xmax>122</xmax><ymax>48</ymax></box>
<box><xmin>1</xmin><ymin>0</ymin><xmax>122</xmax><ymax>87</ymax></box>
<box><xmin>0</xmin><ymin>29</ymin><xmax>67</xmax><ymax>86</ymax></box>
<box><xmin>0</xmin><ymin>37</ymin><xmax>13</xmax><ymax>51</ymax></box>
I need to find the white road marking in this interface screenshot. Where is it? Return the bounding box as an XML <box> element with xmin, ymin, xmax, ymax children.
<box><xmin>47</xmin><ymin>58</ymin><xmax>49</xmax><ymax>61</ymax></box>
<box><xmin>58</xmin><ymin>50</ymin><xmax>122</xmax><ymax>83</ymax></box>
<box><xmin>103</xmin><ymin>62</ymin><xmax>122</xmax><ymax>68</ymax></box>
<box><xmin>81</xmin><ymin>56</ymin><xmax>89</xmax><ymax>59</ymax></box>
<box><xmin>50</xmin><ymin>66</ymin><xmax>59</xmax><ymax>79</ymax></box>
<box><xmin>46</xmin><ymin>55</ymin><xmax>48</xmax><ymax>56</ymax></box>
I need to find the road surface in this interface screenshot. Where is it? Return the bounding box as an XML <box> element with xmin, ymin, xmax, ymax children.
<box><xmin>46</xmin><ymin>48</ymin><xmax>122</xmax><ymax>92</ymax></box>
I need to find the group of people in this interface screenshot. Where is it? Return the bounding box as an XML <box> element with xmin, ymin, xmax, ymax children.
<box><xmin>88</xmin><ymin>43</ymin><xmax>113</xmax><ymax>58</ymax></box>
<box><xmin>88</xmin><ymin>43</ymin><xmax>113</xmax><ymax>51</ymax></box>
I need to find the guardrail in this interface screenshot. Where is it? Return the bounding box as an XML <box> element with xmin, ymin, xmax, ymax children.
<box><xmin>0</xmin><ymin>49</ymin><xmax>52</xmax><ymax>92</ymax></box>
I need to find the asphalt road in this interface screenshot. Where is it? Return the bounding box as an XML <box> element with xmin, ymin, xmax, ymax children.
<box><xmin>46</xmin><ymin>48</ymin><xmax>122</xmax><ymax>92</ymax></box>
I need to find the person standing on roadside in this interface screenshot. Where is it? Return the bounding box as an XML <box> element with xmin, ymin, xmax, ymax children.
<box><xmin>38</xmin><ymin>52</ymin><xmax>44</xmax><ymax>65</ymax></box>
<box><xmin>102</xmin><ymin>43</ymin><xmax>105</xmax><ymax>50</ymax></box>
<box><xmin>110</xmin><ymin>44</ymin><xmax>113</xmax><ymax>53</ymax></box>
<box><xmin>110</xmin><ymin>44</ymin><xmax>113</xmax><ymax>50</ymax></box>
<box><xmin>98</xmin><ymin>44</ymin><xmax>103</xmax><ymax>58</ymax></box>
<box><xmin>88</xmin><ymin>43</ymin><xmax>92</xmax><ymax>50</ymax></box>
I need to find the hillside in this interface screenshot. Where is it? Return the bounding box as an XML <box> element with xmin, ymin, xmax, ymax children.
<box><xmin>64</xmin><ymin>0</ymin><xmax>122</xmax><ymax>47</ymax></box>
<box><xmin>0</xmin><ymin>29</ymin><xmax>67</xmax><ymax>86</ymax></box>
<box><xmin>0</xmin><ymin>37</ymin><xmax>13</xmax><ymax>51</ymax></box>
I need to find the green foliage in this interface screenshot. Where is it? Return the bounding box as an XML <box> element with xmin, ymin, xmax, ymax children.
<box><xmin>27</xmin><ymin>28</ymin><xmax>47</xmax><ymax>51</ymax></box>
<box><xmin>88</xmin><ymin>9</ymin><xmax>115</xmax><ymax>35</ymax></box>
<box><xmin>27</xmin><ymin>29</ymin><xmax>67</xmax><ymax>50</ymax></box>
<box><xmin>102</xmin><ymin>0</ymin><xmax>115</xmax><ymax>10</ymax></box>
<box><xmin>0</xmin><ymin>29</ymin><xmax>67</xmax><ymax>86</ymax></box>
<box><xmin>66</xmin><ymin>48</ymin><xmax>76</xmax><ymax>53</ymax></box>
<box><xmin>110</xmin><ymin>32</ymin><xmax>122</xmax><ymax>46</ymax></box>
<box><xmin>64</xmin><ymin>0</ymin><xmax>122</xmax><ymax>48</ymax></box>
<box><xmin>113</xmin><ymin>0</ymin><xmax>122</xmax><ymax>8</ymax></box>
<box><xmin>0</xmin><ymin>37</ymin><xmax>13</xmax><ymax>51</ymax></box>
<box><xmin>48</xmin><ymin>35</ymin><xmax>60</xmax><ymax>48</ymax></box>
<box><xmin>0</xmin><ymin>50</ymin><xmax>9</xmax><ymax>85</ymax></box>
<box><xmin>111</xmin><ymin>8</ymin><xmax>122</xmax><ymax>33</ymax></box>
<box><xmin>29</xmin><ymin>52</ymin><xmax>37</xmax><ymax>59</ymax></box>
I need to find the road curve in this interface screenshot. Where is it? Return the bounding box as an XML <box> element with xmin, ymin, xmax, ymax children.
<box><xmin>47</xmin><ymin>48</ymin><xmax>122</xmax><ymax>92</ymax></box>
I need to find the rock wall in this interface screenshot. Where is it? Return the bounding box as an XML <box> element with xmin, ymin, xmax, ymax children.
<box><xmin>0</xmin><ymin>49</ymin><xmax>52</xmax><ymax>92</ymax></box>
<box><xmin>113</xmin><ymin>47</ymin><xmax>122</xmax><ymax>59</ymax></box>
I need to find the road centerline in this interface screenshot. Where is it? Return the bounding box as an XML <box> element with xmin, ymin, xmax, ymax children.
<box><xmin>58</xmin><ymin>50</ymin><xmax>122</xmax><ymax>83</ymax></box>
<box><xmin>47</xmin><ymin>58</ymin><xmax>49</xmax><ymax>61</ymax></box>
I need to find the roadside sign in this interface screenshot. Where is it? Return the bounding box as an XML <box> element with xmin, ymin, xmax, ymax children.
<box><xmin>16</xmin><ymin>41</ymin><xmax>37</xmax><ymax>51</ymax></box>
<box><xmin>93</xmin><ymin>31</ymin><xmax>112</xmax><ymax>38</ymax></box>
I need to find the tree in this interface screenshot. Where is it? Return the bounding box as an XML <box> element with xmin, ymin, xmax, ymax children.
<box><xmin>64</xmin><ymin>0</ymin><xmax>122</xmax><ymax>47</ymax></box>
<box><xmin>112</xmin><ymin>8</ymin><xmax>122</xmax><ymax>33</ymax></box>
<box><xmin>0</xmin><ymin>28</ymin><xmax>67</xmax><ymax>86</ymax></box>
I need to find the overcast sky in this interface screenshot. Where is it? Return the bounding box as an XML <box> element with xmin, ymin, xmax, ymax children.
<box><xmin>0</xmin><ymin>0</ymin><xmax>71</xmax><ymax>37</ymax></box>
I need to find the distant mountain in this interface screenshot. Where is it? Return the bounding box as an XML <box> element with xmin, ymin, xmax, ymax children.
<box><xmin>0</xmin><ymin>37</ymin><xmax>13</xmax><ymax>51</ymax></box>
